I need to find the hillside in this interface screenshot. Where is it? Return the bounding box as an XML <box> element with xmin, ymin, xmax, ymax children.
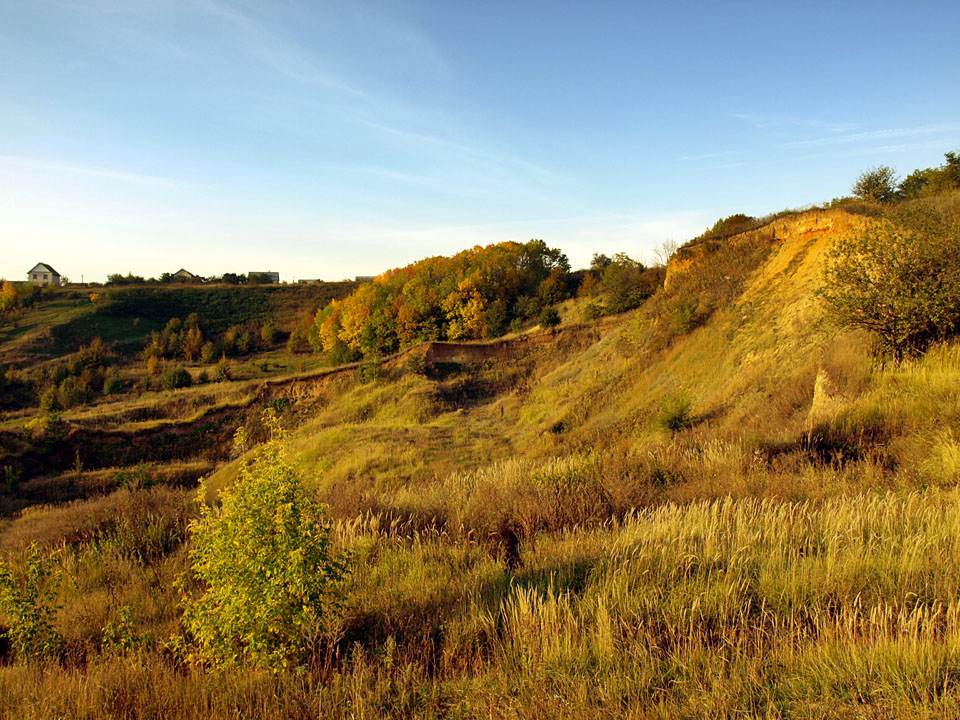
<box><xmin>0</xmin><ymin>282</ymin><xmax>357</xmax><ymax>365</ymax></box>
<box><xmin>2</xmin><ymin>199</ymin><xmax>960</xmax><ymax>718</ymax></box>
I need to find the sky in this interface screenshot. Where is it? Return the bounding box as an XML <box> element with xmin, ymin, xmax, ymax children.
<box><xmin>2</xmin><ymin>0</ymin><xmax>959</xmax><ymax>283</ymax></box>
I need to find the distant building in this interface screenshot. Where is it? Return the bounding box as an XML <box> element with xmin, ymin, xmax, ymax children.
<box><xmin>297</xmin><ymin>278</ymin><xmax>319</xmax><ymax>284</ymax></box>
<box><xmin>171</xmin><ymin>268</ymin><xmax>200</xmax><ymax>282</ymax></box>
<box><xmin>248</xmin><ymin>271</ymin><xmax>280</xmax><ymax>284</ymax></box>
<box><xmin>27</xmin><ymin>263</ymin><xmax>62</xmax><ymax>287</ymax></box>
<box><xmin>355</xmin><ymin>275</ymin><xmax>375</xmax><ymax>283</ymax></box>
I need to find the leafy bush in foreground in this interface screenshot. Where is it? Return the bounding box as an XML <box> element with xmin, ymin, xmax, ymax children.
<box><xmin>0</xmin><ymin>543</ymin><xmax>62</xmax><ymax>661</ymax></box>
<box><xmin>178</xmin><ymin>413</ymin><xmax>350</xmax><ymax>671</ymax></box>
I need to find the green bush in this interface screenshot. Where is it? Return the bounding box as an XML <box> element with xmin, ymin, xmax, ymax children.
<box><xmin>821</xmin><ymin>207</ymin><xmax>960</xmax><ymax>357</ymax></box>
<box><xmin>160</xmin><ymin>366</ymin><xmax>192</xmax><ymax>391</ymax></box>
<box><xmin>356</xmin><ymin>359</ymin><xmax>382</xmax><ymax>384</ymax></box>
<box><xmin>698</xmin><ymin>213</ymin><xmax>760</xmax><ymax>241</ymax></box>
<box><xmin>405</xmin><ymin>353</ymin><xmax>427</xmax><ymax>376</ymax></box>
<box><xmin>851</xmin><ymin>165</ymin><xmax>898</xmax><ymax>203</ymax></box>
<box><xmin>602</xmin><ymin>254</ymin><xmax>661</xmax><ymax>313</ymax></box>
<box><xmin>102</xmin><ymin>605</ymin><xmax>151</xmax><ymax>657</ymax></box>
<box><xmin>658</xmin><ymin>393</ymin><xmax>693</xmax><ymax>431</ymax></box>
<box><xmin>200</xmin><ymin>341</ymin><xmax>218</xmax><ymax>364</ymax></box>
<box><xmin>583</xmin><ymin>301</ymin><xmax>604</xmax><ymax>321</ymax></box>
<box><xmin>0</xmin><ymin>543</ymin><xmax>63</xmax><ymax>661</ymax></box>
<box><xmin>538</xmin><ymin>306</ymin><xmax>561</xmax><ymax>329</ymax></box>
<box><xmin>39</xmin><ymin>386</ymin><xmax>61</xmax><ymax>413</ymax></box>
<box><xmin>215</xmin><ymin>356</ymin><xmax>231</xmax><ymax>382</ymax></box>
<box><xmin>286</xmin><ymin>325</ymin><xmax>310</xmax><ymax>354</ymax></box>
<box><xmin>178</xmin><ymin>414</ymin><xmax>349</xmax><ymax>671</ymax></box>
<box><xmin>57</xmin><ymin>376</ymin><xmax>90</xmax><ymax>408</ymax></box>
<box><xmin>103</xmin><ymin>368</ymin><xmax>124</xmax><ymax>395</ymax></box>
<box><xmin>327</xmin><ymin>341</ymin><xmax>361</xmax><ymax>367</ymax></box>
<box><xmin>260</xmin><ymin>322</ymin><xmax>282</xmax><ymax>345</ymax></box>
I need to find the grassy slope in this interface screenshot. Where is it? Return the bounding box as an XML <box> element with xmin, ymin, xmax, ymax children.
<box><xmin>0</xmin><ymin>282</ymin><xmax>356</xmax><ymax>365</ymax></box>
<box><xmin>3</xmin><ymin>205</ymin><xmax>960</xmax><ymax>717</ymax></box>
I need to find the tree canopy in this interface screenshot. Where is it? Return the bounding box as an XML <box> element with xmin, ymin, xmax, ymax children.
<box><xmin>309</xmin><ymin>240</ymin><xmax>570</xmax><ymax>358</ymax></box>
<box><xmin>821</xmin><ymin>207</ymin><xmax>960</xmax><ymax>357</ymax></box>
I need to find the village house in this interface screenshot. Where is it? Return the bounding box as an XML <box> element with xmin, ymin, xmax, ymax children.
<box><xmin>171</xmin><ymin>268</ymin><xmax>201</xmax><ymax>282</ymax></box>
<box><xmin>27</xmin><ymin>263</ymin><xmax>62</xmax><ymax>287</ymax></box>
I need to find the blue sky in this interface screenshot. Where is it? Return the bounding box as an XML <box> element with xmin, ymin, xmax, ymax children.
<box><xmin>2</xmin><ymin>0</ymin><xmax>958</xmax><ymax>282</ymax></box>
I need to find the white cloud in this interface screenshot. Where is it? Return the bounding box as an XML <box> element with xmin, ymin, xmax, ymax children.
<box><xmin>0</xmin><ymin>155</ymin><xmax>200</xmax><ymax>188</ymax></box>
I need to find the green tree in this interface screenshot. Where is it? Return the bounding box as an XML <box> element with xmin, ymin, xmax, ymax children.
<box><xmin>603</xmin><ymin>253</ymin><xmax>655</xmax><ymax>313</ymax></box>
<box><xmin>851</xmin><ymin>165</ymin><xmax>898</xmax><ymax>203</ymax></box>
<box><xmin>820</xmin><ymin>208</ymin><xmax>960</xmax><ymax>357</ymax></box>
<box><xmin>178</xmin><ymin>413</ymin><xmax>349</xmax><ymax>671</ymax></box>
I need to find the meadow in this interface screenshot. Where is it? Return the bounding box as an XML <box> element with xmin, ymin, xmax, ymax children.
<box><xmin>1</xmin><ymin>188</ymin><xmax>959</xmax><ymax>718</ymax></box>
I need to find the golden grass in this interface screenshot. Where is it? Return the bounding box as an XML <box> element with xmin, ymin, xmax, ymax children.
<box><xmin>3</xmin><ymin>206</ymin><xmax>960</xmax><ymax>717</ymax></box>
<box><xmin>5</xmin><ymin>491</ymin><xmax>960</xmax><ymax>717</ymax></box>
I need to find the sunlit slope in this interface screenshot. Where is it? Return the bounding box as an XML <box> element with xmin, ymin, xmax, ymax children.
<box><xmin>208</xmin><ymin>205</ymin><xmax>958</xmax><ymax>519</ymax></box>
<box><xmin>515</xmin><ymin>209</ymin><xmax>875</xmax><ymax>443</ymax></box>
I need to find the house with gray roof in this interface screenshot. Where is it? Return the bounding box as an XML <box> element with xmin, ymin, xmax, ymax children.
<box><xmin>27</xmin><ymin>263</ymin><xmax>62</xmax><ymax>287</ymax></box>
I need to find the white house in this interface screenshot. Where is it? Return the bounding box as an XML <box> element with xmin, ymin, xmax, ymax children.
<box><xmin>27</xmin><ymin>263</ymin><xmax>62</xmax><ymax>287</ymax></box>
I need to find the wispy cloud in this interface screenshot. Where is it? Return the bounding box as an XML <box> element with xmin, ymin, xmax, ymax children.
<box><xmin>785</xmin><ymin>123</ymin><xmax>960</xmax><ymax>149</ymax></box>
<box><xmin>679</xmin><ymin>150</ymin><xmax>741</xmax><ymax>162</ymax></box>
<box><xmin>359</xmin><ymin>120</ymin><xmax>569</xmax><ymax>185</ymax></box>
<box><xmin>731</xmin><ymin>113</ymin><xmax>858</xmax><ymax>134</ymax></box>
<box><xmin>0</xmin><ymin>155</ymin><xmax>200</xmax><ymax>188</ymax></box>
<box><xmin>194</xmin><ymin>0</ymin><xmax>369</xmax><ymax>99</ymax></box>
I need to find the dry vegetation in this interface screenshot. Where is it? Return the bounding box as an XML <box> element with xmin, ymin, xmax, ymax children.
<box><xmin>1</xmin><ymin>194</ymin><xmax>960</xmax><ymax>717</ymax></box>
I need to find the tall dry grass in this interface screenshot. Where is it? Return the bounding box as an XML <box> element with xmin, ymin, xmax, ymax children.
<box><xmin>4</xmin><ymin>491</ymin><xmax>960</xmax><ymax>717</ymax></box>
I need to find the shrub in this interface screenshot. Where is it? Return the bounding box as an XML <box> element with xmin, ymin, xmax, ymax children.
<box><xmin>602</xmin><ymin>254</ymin><xmax>660</xmax><ymax>313</ymax></box>
<box><xmin>160</xmin><ymin>366</ymin><xmax>192</xmax><ymax>391</ymax></box>
<box><xmin>0</xmin><ymin>543</ymin><xmax>63</xmax><ymax>661</ymax></box>
<box><xmin>103</xmin><ymin>368</ymin><xmax>124</xmax><ymax>395</ymax></box>
<box><xmin>57</xmin><ymin>376</ymin><xmax>90</xmax><ymax>408</ymax></box>
<box><xmin>658</xmin><ymin>393</ymin><xmax>693</xmax><ymax>431</ymax></box>
<box><xmin>39</xmin><ymin>386</ymin><xmax>61</xmax><ymax>413</ymax></box>
<box><xmin>405</xmin><ymin>353</ymin><xmax>427</xmax><ymax>376</ymax></box>
<box><xmin>215</xmin><ymin>356</ymin><xmax>231</xmax><ymax>382</ymax></box>
<box><xmin>327</xmin><ymin>341</ymin><xmax>361</xmax><ymax>367</ymax></box>
<box><xmin>583</xmin><ymin>301</ymin><xmax>604</xmax><ymax>321</ymax></box>
<box><xmin>699</xmin><ymin>213</ymin><xmax>760</xmax><ymax>240</ymax></box>
<box><xmin>178</xmin><ymin>415</ymin><xmax>349</xmax><ymax>671</ymax></box>
<box><xmin>852</xmin><ymin>165</ymin><xmax>898</xmax><ymax>203</ymax></box>
<box><xmin>356</xmin><ymin>359</ymin><xmax>382</xmax><ymax>384</ymax></box>
<box><xmin>200</xmin><ymin>341</ymin><xmax>218</xmax><ymax>364</ymax></box>
<box><xmin>52</xmin><ymin>365</ymin><xmax>70</xmax><ymax>386</ymax></box>
<box><xmin>260</xmin><ymin>322</ymin><xmax>282</xmax><ymax>345</ymax></box>
<box><xmin>820</xmin><ymin>207</ymin><xmax>960</xmax><ymax>357</ymax></box>
<box><xmin>102</xmin><ymin>606</ymin><xmax>151</xmax><ymax>656</ymax></box>
<box><xmin>538</xmin><ymin>306</ymin><xmax>561</xmax><ymax>329</ymax></box>
<box><xmin>286</xmin><ymin>325</ymin><xmax>310</xmax><ymax>354</ymax></box>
